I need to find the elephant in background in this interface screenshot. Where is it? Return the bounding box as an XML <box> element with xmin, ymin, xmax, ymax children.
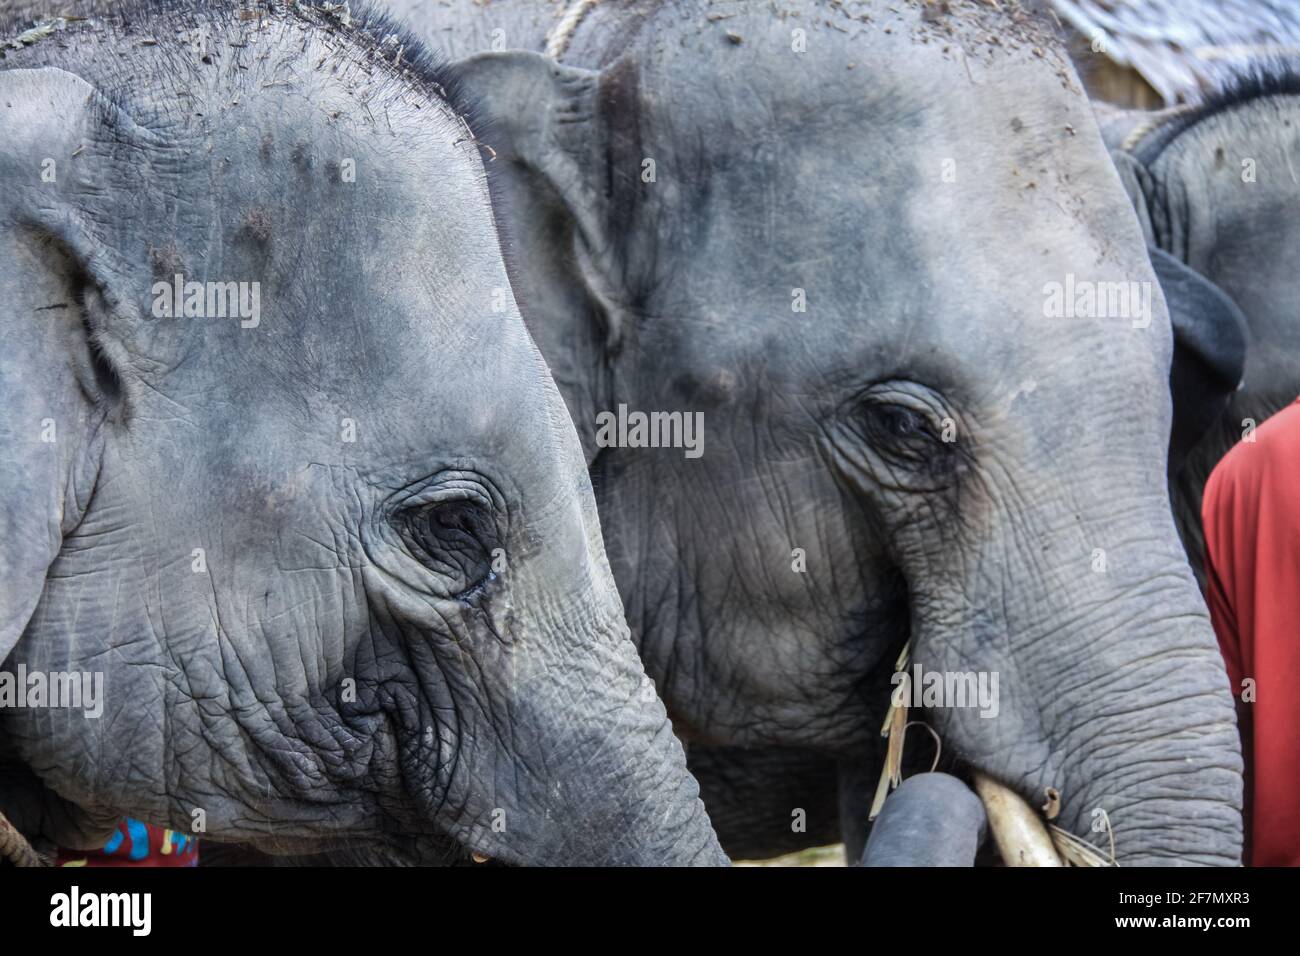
<box><xmin>0</xmin><ymin>0</ymin><xmax>724</xmax><ymax>867</ymax></box>
<box><xmin>1097</xmin><ymin>67</ymin><xmax>1300</xmax><ymax>571</ymax></box>
<box><xmin>389</xmin><ymin>0</ymin><xmax>1244</xmax><ymax>864</ymax></box>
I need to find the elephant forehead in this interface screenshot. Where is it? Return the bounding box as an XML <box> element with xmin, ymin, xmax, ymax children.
<box><xmin>123</xmin><ymin>313</ymin><xmax>555</xmax><ymax>487</ymax></box>
<box><xmin>633</xmin><ymin>149</ymin><xmax>1163</xmax><ymax>380</ymax></box>
<box><xmin>107</xmin><ymin>87</ymin><xmax>550</xmax><ymax>458</ymax></box>
<box><xmin>616</xmin><ymin>50</ymin><xmax>1166</xmax><ymax>401</ymax></box>
<box><xmin>634</xmin><ymin>0</ymin><xmax>1077</xmax><ymax>143</ymax></box>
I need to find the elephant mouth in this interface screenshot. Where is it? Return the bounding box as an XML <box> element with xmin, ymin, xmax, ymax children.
<box><xmin>870</xmin><ymin>752</ymin><xmax>1116</xmax><ymax>866</ymax></box>
<box><xmin>873</xmin><ymin>643</ymin><xmax>1114</xmax><ymax>866</ymax></box>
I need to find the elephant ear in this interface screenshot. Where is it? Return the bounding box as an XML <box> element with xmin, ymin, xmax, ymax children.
<box><xmin>1149</xmin><ymin>245</ymin><xmax>1250</xmax><ymax>473</ymax></box>
<box><xmin>455</xmin><ymin>51</ymin><xmax>610</xmax><ymax>250</ymax></box>
<box><xmin>1109</xmin><ymin>150</ymin><xmax>1157</xmax><ymax>246</ymax></box>
<box><xmin>0</xmin><ymin>68</ymin><xmax>131</xmax><ymax>663</ymax></box>
<box><xmin>454</xmin><ymin>50</ymin><xmax>623</xmax><ymax>461</ymax></box>
<box><xmin>1107</xmin><ymin>149</ymin><xmax>1247</xmax><ymax>469</ymax></box>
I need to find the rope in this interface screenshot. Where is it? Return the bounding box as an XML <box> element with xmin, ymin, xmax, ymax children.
<box><xmin>1119</xmin><ymin>115</ymin><xmax>1164</xmax><ymax>153</ymax></box>
<box><xmin>0</xmin><ymin>809</ymin><xmax>47</xmax><ymax>867</ymax></box>
<box><xmin>1119</xmin><ymin>103</ymin><xmax>1194</xmax><ymax>154</ymax></box>
<box><xmin>545</xmin><ymin>0</ymin><xmax>601</xmax><ymax>61</ymax></box>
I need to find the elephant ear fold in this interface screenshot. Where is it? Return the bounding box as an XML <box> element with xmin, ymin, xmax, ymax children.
<box><xmin>1149</xmin><ymin>246</ymin><xmax>1250</xmax><ymax>473</ymax></box>
<box><xmin>455</xmin><ymin>50</ymin><xmax>610</xmax><ymax>257</ymax></box>
<box><xmin>453</xmin><ymin>49</ymin><xmax>635</xmax><ymax>384</ymax></box>
<box><xmin>0</xmin><ymin>68</ymin><xmax>127</xmax><ymax>663</ymax></box>
<box><xmin>1109</xmin><ymin>150</ymin><xmax>1157</xmax><ymax>245</ymax></box>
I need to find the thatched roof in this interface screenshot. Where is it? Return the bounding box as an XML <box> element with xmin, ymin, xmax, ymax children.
<box><xmin>1051</xmin><ymin>0</ymin><xmax>1300</xmax><ymax>104</ymax></box>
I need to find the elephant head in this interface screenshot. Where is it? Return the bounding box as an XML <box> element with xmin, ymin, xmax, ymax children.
<box><xmin>416</xmin><ymin>0</ymin><xmax>1244</xmax><ymax>864</ymax></box>
<box><xmin>0</xmin><ymin>2</ymin><xmax>724</xmax><ymax>867</ymax></box>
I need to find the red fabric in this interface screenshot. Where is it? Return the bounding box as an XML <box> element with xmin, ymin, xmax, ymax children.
<box><xmin>1202</xmin><ymin>397</ymin><xmax>1300</xmax><ymax>866</ymax></box>
<box><xmin>56</xmin><ymin>819</ymin><xmax>199</xmax><ymax>868</ymax></box>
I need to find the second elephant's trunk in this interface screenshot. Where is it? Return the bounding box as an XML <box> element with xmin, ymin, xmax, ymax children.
<box><xmin>907</xmin><ymin>488</ymin><xmax>1243</xmax><ymax>866</ymax></box>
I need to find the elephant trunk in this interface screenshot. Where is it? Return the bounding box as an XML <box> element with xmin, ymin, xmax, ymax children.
<box><xmin>1034</xmin><ymin>595</ymin><xmax>1243</xmax><ymax>866</ymax></box>
<box><xmin>573</xmin><ymin>718</ymin><xmax>730</xmax><ymax>867</ymax></box>
<box><xmin>441</xmin><ymin>614</ymin><xmax>728</xmax><ymax>867</ymax></box>
<box><xmin>514</xmin><ymin>690</ymin><xmax>729</xmax><ymax>866</ymax></box>
<box><xmin>911</xmin><ymin>488</ymin><xmax>1243</xmax><ymax>866</ymax></box>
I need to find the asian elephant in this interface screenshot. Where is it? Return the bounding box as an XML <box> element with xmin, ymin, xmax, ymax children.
<box><xmin>388</xmin><ymin>0</ymin><xmax>1245</xmax><ymax>864</ymax></box>
<box><xmin>1096</xmin><ymin>67</ymin><xmax>1300</xmax><ymax>572</ymax></box>
<box><xmin>0</xmin><ymin>0</ymin><xmax>726</xmax><ymax>867</ymax></box>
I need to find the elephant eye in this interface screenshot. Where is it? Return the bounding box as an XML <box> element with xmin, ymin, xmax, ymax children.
<box><xmin>404</xmin><ymin>499</ymin><xmax>499</xmax><ymax>598</ymax></box>
<box><xmin>858</xmin><ymin>403</ymin><xmax>941</xmax><ymax>464</ymax></box>
<box><xmin>877</xmin><ymin>406</ymin><xmax>929</xmax><ymax>439</ymax></box>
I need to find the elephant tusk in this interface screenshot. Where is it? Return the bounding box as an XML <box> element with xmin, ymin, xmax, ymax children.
<box><xmin>471</xmin><ymin>851</ymin><xmax>491</xmax><ymax>864</ymax></box>
<box><xmin>972</xmin><ymin>772</ymin><xmax>1064</xmax><ymax>867</ymax></box>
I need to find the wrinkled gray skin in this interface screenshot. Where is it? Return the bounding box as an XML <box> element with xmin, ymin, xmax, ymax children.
<box><xmin>387</xmin><ymin>0</ymin><xmax>1243</xmax><ymax>864</ymax></box>
<box><xmin>0</xmin><ymin>0</ymin><xmax>725</xmax><ymax>866</ymax></box>
<box><xmin>1098</xmin><ymin>82</ymin><xmax>1300</xmax><ymax>571</ymax></box>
